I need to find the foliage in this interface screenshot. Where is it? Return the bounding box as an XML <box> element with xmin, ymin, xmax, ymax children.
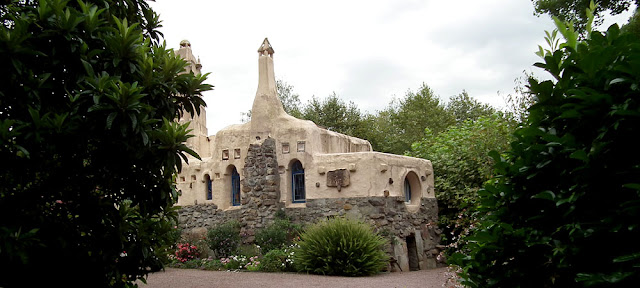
<box><xmin>244</xmin><ymin>255</ymin><xmax>261</xmax><ymax>271</ymax></box>
<box><xmin>502</xmin><ymin>71</ymin><xmax>538</xmax><ymax>123</ymax></box>
<box><xmin>259</xmin><ymin>246</ymin><xmax>297</xmax><ymax>272</ymax></box>
<box><xmin>451</xmin><ymin>19</ymin><xmax>640</xmax><ymax>287</ymax></box>
<box><xmin>293</xmin><ymin>217</ymin><xmax>388</xmax><ymax>276</ymax></box>
<box><xmin>174</xmin><ymin>243</ymin><xmax>200</xmax><ymax>263</ymax></box>
<box><xmin>207</xmin><ymin>221</ymin><xmax>241</xmax><ymax>258</ymax></box>
<box><xmin>410</xmin><ymin>114</ymin><xmax>514</xmax><ymax>252</ymax></box>
<box><xmin>621</xmin><ymin>7</ymin><xmax>640</xmax><ymax>37</ymax></box>
<box><xmin>201</xmin><ymin>258</ymin><xmax>225</xmax><ymax>270</ymax></box>
<box><xmin>277</xmin><ymin>79</ymin><xmax>303</xmax><ymax>118</ymax></box>
<box><xmin>301</xmin><ymin>92</ymin><xmax>365</xmax><ymax>137</ymax></box>
<box><xmin>532</xmin><ymin>0</ymin><xmax>638</xmax><ymax>32</ymax></box>
<box><xmin>446</xmin><ymin>91</ymin><xmax>496</xmax><ymax>125</ymax></box>
<box><xmin>374</xmin><ymin>84</ymin><xmax>455</xmax><ymax>154</ymax></box>
<box><xmin>255</xmin><ymin>219</ymin><xmax>301</xmax><ymax>254</ymax></box>
<box><xmin>220</xmin><ymin>255</ymin><xmax>247</xmax><ymax>270</ymax></box>
<box><xmin>0</xmin><ymin>1</ymin><xmax>211</xmax><ymax>286</ymax></box>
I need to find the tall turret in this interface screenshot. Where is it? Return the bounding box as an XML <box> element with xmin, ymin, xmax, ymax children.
<box><xmin>175</xmin><ymin>40</ymin><xmax>208</xmax><ymax>144</ymax></box>
<box><xmin>251</xmin><ymin>38</ymin><xmax>286</xmax><ymax>133</ymax></box>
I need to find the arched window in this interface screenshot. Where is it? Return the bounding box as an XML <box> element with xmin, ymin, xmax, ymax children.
<box><xmin>404</xmin><ymin>177</ymin><xmax>412</xmax><ymax>203</ymax></box>
<box><xmin>231</xmin><ymin>167</ymin><xmax>241</xmax><ymax>206</ymax></box>
<box><xmin>404</xmin><ymin>171</ymin><xmax>421</xmax><ymax>206</ymax></box>
<box><xmin>205</xmin><ymin>174</ymin><xmax>212</xmax><ymax>200</ymax></box>
<box><xmin>291</xmin><ymin>161</ymin><xmax>305</xmax><ymax>203</ymax></box>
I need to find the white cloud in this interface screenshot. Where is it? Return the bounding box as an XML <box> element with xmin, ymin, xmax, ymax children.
<box><xmin>150</xmin><ymin>0</ymin><xmax>634</xmax><ymax>133</ymax></box>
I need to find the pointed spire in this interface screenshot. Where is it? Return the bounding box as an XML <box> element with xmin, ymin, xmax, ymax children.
<box><xmin>252</xmin><ymin>38</ymin><xmax>285</xmax><ymax>132</ymax></box>
<box><xmin>257</xmin><ymin>38</ymin><xmax>274</xmax><ymax>57</ymax></box>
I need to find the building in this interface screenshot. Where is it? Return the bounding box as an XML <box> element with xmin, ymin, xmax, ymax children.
<box><xmin>175</xmin><ymin>39</ymin><xmax>442</xmax><ymax>271</ymax></box>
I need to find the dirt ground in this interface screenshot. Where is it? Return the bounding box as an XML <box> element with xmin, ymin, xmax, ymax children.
<box><xmin>139</xmin><ymin>267</ymin><xmax>452</xmax><ymax>288</ymax></box>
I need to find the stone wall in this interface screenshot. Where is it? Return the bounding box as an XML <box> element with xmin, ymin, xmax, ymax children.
<box><xmin>177</xmin><ymin>196</ymin><xmax>442</xmax><ymax>270</ymax></box>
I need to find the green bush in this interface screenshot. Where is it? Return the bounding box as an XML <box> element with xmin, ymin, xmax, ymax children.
<box><xmin>451</xmin><ymin>18</ymin><xmax>640</xmax><ymax>288</ymax></box>
<box><xmin>207</xmin><ymin>221</ymin><xmax>241</xmax><ymax>258</ymax></box>
<box><xmin>259</xmin><ymin>249</ymin><xmax>289</xmax><ymax>272</ymax></box>
<box><xmin>255</xmin><ymin>219</ymin><xmax>301</xmax><ymax>253</ymax></box>
<box><xmin>202</xmin><ymin>259</ymin><xmax>224</xmax><ymax>271</ymax></box>
<box><xmin>293</xmin><ymin>217</ymin><xmax>388</xmax><ymax>276</ymax></box>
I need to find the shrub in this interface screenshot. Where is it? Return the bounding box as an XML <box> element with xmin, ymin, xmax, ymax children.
<box><xmin>293</xmin><ymin>217</ymin><xmax>388</xmax><ymax>276</ymax></box>
<box><xmin>202</xmin><ymin>258</ymin><xmax>225</xmax><ymax>271</ymax></box>
<box><xmin>451</xmin><ymin>17</ymin><xmax>640</xmax><ymax>288</ymax></box>
<box><xmin>255</xmin><ymin>219</ymin><xmax>300</xmax><ymax>253</ymax></box>
<box><xmin>175</xmin><ymin>243</ymin><xmax>200</xmax><ymax>263</ymax></box>
<box><xmin>220</xmin><ymin>255</ymin><xmax>247</xmax><ymax>270</ymax></box>
<box><xmin>236</xmin><ymin>244</ymin><xmax>260</xmax><ymax>258</ymax></box>
<box><xmin>245</xmin><ymin>256</ymin><xmax>261</xmax><ymax>271</ymax></box>
<box><xmin>207</xmin><ymin>221</ymin><xmax>241</xmax><ymax>258</ymax></box>
<box><xmin>259</xmin><ymin>249</ymin><xmax>289</xmax><ymax>272</ymax></box>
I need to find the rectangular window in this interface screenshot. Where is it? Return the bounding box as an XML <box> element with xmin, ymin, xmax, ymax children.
<box><xmin>222</xmin><ymin>149</ymin><xmax>229</xmax><ymax>160</ymax></box>
<box><xmin>297</xmin><ymin>141</ymin><xmax>305</xmax><ymax>152</ymax></box>
<box><xmin>282</xmin><ymin>143</ymin><xmax>290</xmax><ymax>154</ymax></box>
<box><xmin>206</xmin><ymin>176</ymin><xmax>212</xmax><ymax>200</ymax></box>
<box><xmin>234</xmin><ymin>149</ymin><xmax>241</xmax><ymax>159</ymax></box>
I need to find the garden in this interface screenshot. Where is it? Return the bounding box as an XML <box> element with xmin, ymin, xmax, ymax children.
<box><xmin>163</xmin><ymin>214</ymin><xmax>389</xmax><ymax>277</ymax></box>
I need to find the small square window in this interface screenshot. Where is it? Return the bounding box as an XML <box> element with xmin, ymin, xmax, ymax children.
<box><xmin>234</xmin><ymin>149</ymin><xmax>241</xmax><ymax>159</ymax></box>
<box><xmin>215</xmin><ymin>173</ymin><xmax>220</xmax><ymax>179</ymax></box>
<box><xmin>222</xmin><ymin>149</ymin><xmax>229</xmax><ymax>160</ymax></box>
<box><xmin>297</xmin><ymin>141</ymin><xmax>305</xmax><ymax>152</ymax></box>
<box><xmin>180</xmin><ymin>176</ymin><xmax>185</xmax><ymax>182</ymax></box>
<box><xmin>191</xmin><ymin>175</ymin><xmax>196</xmax><ymax>181</ymax></box>
<box><xmin>282</xmin><ymin>143</ymin><xmax>290</xmax><ymax>154</ymax></box>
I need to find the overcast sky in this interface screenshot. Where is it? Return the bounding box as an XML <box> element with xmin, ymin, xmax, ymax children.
<box><xmin>150</xmin><ymin>0</ymin><xmax>634</xmax><ymax>134</ymax></box>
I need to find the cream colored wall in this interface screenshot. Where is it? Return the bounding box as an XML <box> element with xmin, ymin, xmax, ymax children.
<box><xmin>277</xmin><ymin>152</ymin><xmax>434</xmax><ymax>208</ymax></box>
<box><xmin>175</xmin><ymin>39</ymin><xmax>434</xmax><ymax>212</ymax></box>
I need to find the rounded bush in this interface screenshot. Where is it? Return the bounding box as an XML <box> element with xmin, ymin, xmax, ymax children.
<box><xmin>259</xmin><ymin>249</ymin><xmax>288</xmax><ymax>272</ymax></box>
<box><xmin>255</xmin><ymin>219</ymin><xmax>300</xmax><ymax>253</ymax></box>
<box><xmin>206</xmin><ymin>221</ymin><xmax>241</xmax><ymax>258</ymax></box>
<box><xmin>293</xmin><ymin>217</ymin><xmax>388</xmax><ymax>276</ymax></box>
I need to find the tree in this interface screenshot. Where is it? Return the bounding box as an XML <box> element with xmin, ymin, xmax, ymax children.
<box><xmin>533</xmin><ymin>0</ymin><xmax>638</xmax><ymax>32</ymax></box>
<box><xmin>410</xmin><ymin>114</ymin><xmax>514</xmax><ymax>253</ymax></box>
<box><xmin>369</xmin><ymin>83</ymin><xmax>454</xmax><ymax>155</ymax></box>
<box><xmin>446</xmin><ymin>90</ymin><xmax>496</xmax><ymax>124</ymax></box>
<box><xmin>0</xmin><ymin>1</ymin><xmax>211</xmax><ymax>286</ymax></box>
<box><xmin>276</xmin><ymin>79</ymin><xmax>303</xmax><ymax>118</ymax></box>
<box><xmin>451</xmin><ymin>17</ymin><xmax>640</xmax><ymax>287</ymax></box>
<box><xmin>302</xmin><ymin>92</ymin><xmax>364</xmax><ymax>137</ymax></box>
<box><xmin>502</xmin><ymin>71</ymin><xmax>538</xmax><ymax>123</ymax></box>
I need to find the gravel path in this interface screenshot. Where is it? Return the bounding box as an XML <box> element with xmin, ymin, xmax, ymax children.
<box><xmin>140</xmin><ymin>267</ymin><xmax>450</xmax><ymax>288</ymax></box>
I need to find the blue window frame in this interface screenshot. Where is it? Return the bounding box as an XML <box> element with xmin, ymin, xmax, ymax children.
<box><xmin>404</xmin><ymin>177</ymin><xmax>411</xmax><ymax>203</ymax></box>
<box><xmin>206</xmin><ymin>175</ymin><xmax>212</xmax><ymax>200</ymax></box>
<box><xmin>292</xmin><ymin>161</ymin><xmax>305</xmax><ymax>203</ymax></box>
<box><xmin>231</xmin><ymin>167</ymin><xmax>241</xmax><ymax>206</ymax></box>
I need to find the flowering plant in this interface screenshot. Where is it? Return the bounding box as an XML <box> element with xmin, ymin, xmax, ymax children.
<box><xmin>175</xmin><ymin>243</ymin><xmax>200</xmax><ymax>263</ymax></box>
<box><xmin>220</xmin><ymin>255</ymin><xmax>247</xmax><ymax>270</ymax></box>
<box><xmin>245</xmin><ymin>256</ymin><xmax>261</xmax><ymax>271</ymax></box>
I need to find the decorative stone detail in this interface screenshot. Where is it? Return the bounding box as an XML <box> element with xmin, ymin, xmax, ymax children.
<box><xmin>326</xmin><ymin>169</ymin><xmax>350</xmax><ymax>191</ymax></box>
<box><xmin>380</xmin><ymin>163</ymin><xmax>388</xmax><ymax>172</ymax></box>
<box><xmin>348</xmin><ymin>163</ymin><xmax>356</xmax><ymax>172</ymax></box>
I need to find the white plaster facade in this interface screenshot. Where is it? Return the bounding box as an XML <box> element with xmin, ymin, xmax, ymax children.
<box><xmin>175</xmin><ymin>38</ymin><xmax>435</xmax><ymax>211</ymax></box>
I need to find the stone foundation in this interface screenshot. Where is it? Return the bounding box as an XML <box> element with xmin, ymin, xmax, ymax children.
<box><xmin>177</xmin><ymin>196</ymin><xmax>442</xmax><ymax>271</ymax></box>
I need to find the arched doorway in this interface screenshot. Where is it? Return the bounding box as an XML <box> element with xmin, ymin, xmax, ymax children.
<box><xmin>231</xmin><ymin>167</ymin><xmax>240</xmax><ymax>206</ymax></box>
<box><xmin>291</xmin><ymin>160</ymin><xmax>305</xmax><ymax>203</ymax></box>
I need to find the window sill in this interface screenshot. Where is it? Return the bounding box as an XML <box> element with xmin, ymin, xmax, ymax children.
<box><xmin>405</xmin><ymin>203</ymin><xmax>420</xmax><ymax>213</ymax></box>
<box><xmin>286</xmin><ymin>202</ymin><xmax>307</xmax><ymax>209</ymax></box>
<box><xmin>224</xmin><ymin>205</ymin><xmax>242</xmax><ymax>211</ymax></box>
